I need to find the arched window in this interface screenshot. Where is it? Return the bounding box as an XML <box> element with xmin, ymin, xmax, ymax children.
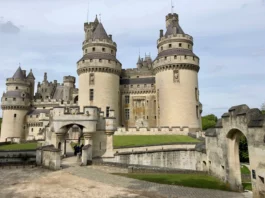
<box><xmin>14</xmin><ymin>114</ymin><xmax>17</xmax><ymax>118</ymax></box>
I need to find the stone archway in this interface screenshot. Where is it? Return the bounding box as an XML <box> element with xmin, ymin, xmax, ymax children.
<box><xmin>226</xmin><ymin>129</ymin><xmax>249</xmax><ymax>191</ymax></box>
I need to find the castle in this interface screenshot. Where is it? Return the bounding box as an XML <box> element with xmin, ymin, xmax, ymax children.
<box><xmin>0</xmin><ymin>13</ymin><xmax>202</xmax><ymax>144</ymax></box>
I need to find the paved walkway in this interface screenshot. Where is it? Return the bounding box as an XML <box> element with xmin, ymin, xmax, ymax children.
<box><xmin>65</xmin><ymin>165</ymin><xmax>253</xmax><ymax>198</ymax></box>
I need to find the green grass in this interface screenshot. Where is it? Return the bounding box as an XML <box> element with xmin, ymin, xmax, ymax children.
<box><xmin>241</xmin><ymin>165</ymin><xmax>250</xmax><ymax>174</ymax></box>
<box><xmin>113</xmin><ymin>135</ymin><xmax>199</xmax><ymax>148</ymax></box>
<box><xmin>242</xmin><ymin>183</ymin><xmax>252</xmax><ymax>191</ymax></box>
<box><xmin>0</xmin><ymin>143</ymin><xmax>38</xmax><ymax>150</ymax></box>
<box><xmin>114</xmin><ymin>173</ymin><xmax>231</xmax><ymax>191</ymax></box>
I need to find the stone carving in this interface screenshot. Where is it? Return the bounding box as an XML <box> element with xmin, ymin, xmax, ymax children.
<box><xmin>173</xmin><ymin>70</ymin><xmax>179</xmax><ymax>83</ymax></box>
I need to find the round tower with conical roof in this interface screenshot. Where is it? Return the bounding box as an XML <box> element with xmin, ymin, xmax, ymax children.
<box><xmin>77</xmin><ymin>16</ymin><xmax>122</xmax><ymax>124</ymax></box>
<box><xmin>0</xmin><ymin>67</ymin><xmax>31</xmax><ymax>142</ymax></box>
<box><xmin>153</xmin><ymin>13</ymin><xmax>202</xmax><ymax>131</ymax></box>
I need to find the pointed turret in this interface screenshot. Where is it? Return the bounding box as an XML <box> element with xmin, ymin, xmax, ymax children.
<box><xmin>92</xmin><ymin>23</ymin><xmax>109</xmax><ymax>40</ymax></box>
<box><xmin>27</xmin><ymin>69</ymin><xmax>35</xmax><ymax>80</ymax></box>
<box><xmin>12</xmin><ymin>67</ymin><xmax>25</xmax><ymax>80</ymax></box>
<box><xmin>94</xmin><ymin>15</ymin><xmax>99</xmax><ymax>24</ymax></box>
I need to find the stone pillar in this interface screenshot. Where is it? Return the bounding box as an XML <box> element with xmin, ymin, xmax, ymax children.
<box><xmin>83</xmin><ymin>132</ymin><xmax>93</xmax><ymax>154</ymax></box>
<box><xmin>103</xmin><ymin>131</ymin><xmax>115</xmax><ymax>157</ymax></box>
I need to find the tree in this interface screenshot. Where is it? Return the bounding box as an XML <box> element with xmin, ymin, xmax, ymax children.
<box><xmin>239</xmin><ymin>135</ymin><xmax>249</xmax><ymax>163</ymax></box>
<box><xmin>261</xmin><ymin>103</ymin><xmax>265</xmax><ymax>114</ymax></box>
<box><xmin>202</xmin><ymin>114</ymin><xmax>218</xmax><ymax>130</ymax></box>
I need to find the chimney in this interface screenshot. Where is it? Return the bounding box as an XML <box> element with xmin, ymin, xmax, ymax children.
<box><xmin>109</xmin><ymin>34</ymin><xmax>112</xmax><ymax>40</ymax></box>
<box><xmin>22</xmin><ymin>70</ymin><xmax>26</xmax><ymax>78</ymax></box>
<box><xmin>160</xmin><ymin>29</ymin><xmax>164</xmax><ymax>38</ymax></box>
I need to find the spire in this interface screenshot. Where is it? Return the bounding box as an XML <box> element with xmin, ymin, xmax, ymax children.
<box><xmin>44</xmin><ymin>72</ymin><xmax>47</xmax><ymax>82</ymax></box>
<box><xmin>12</xmin><ymin>66</ymin><xmax>26</xmax><ymax>79</ymax></box>
<box><xmin>27</xmin><ymin>69</ymin><xmax>35</xmax><ymax>80</ymax></box>
<box><xmin>92</xmin><ymin>23</ymin><xmax>109</xmax><ymax>40</ymax></box>
<box><xmin>137</xmin><ymin>55</ymin><xmax>142</xmax><ymax>64</ymax></box>
<box><xmin>94</xmin><ymin>15</ymin><xmax>99</xmax><ymax>24</ymax></box>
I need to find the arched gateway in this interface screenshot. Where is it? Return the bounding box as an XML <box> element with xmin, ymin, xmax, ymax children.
<box><xmin>44</xmin><ymin>106</ymin><xmax>117</xmax><ymax>158</ymax></box>
<box><xmin>204</xmin><ymin>105</ymin><xmax>265</xmax><ymax>198</ymax></box>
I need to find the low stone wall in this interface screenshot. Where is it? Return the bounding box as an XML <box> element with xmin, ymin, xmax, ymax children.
<box><xmin>102</xmin><ymin>148</ymin><xmax>203</xmax><ymax>171</ymax></box>
<box><xmin>114</xmin><ymin>143</ymin><xmax>196</xmax><ymax>154</ymax></box>
<box><xmin>115</xmin><ymin>127</ymin><xmax>190</xmax><ymax>135</ymax></box>
<box><xmin>0</xmin><ymin>150</ymin><xmax>36</xmax><ymax>165</ymax></box>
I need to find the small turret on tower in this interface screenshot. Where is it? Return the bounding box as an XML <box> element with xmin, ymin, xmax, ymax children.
<box><xmin>27</xmin><ymin>69</ymin><xmax>35</xmax><ymax>99</ymax></box>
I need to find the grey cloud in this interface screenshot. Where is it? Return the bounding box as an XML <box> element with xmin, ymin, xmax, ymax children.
<box><xmin>0</xmin><ymin>21</ymin><xmax>20</xmax><ymax>34</ymax></box>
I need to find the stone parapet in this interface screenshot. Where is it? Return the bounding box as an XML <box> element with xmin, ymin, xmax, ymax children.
<box><xmin>115</xmin><ymin>126</ymin><xmax>190</xmax><ymax>135</ymax></box>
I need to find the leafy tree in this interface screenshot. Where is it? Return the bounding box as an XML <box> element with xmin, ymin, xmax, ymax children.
<box><xmin>239</xmin><ymin>135</ymin><xmax>249</xmax><ymax>163</ymax></box>
<box><xmin>261</xmin><ymin>103</ymin><xmax>265</xmax><ymax>114</ymax></box>
<box><xmin>202</xmin><ymin>114</ymin><xmax>218</xmax><ymax>130</ymax></box>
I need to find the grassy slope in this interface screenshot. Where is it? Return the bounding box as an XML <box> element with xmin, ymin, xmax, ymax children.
<box><xmin>113</xmin><ymin>135</ymin><xmax>199</xmax><ymax>148</ymax></box>
<box><xmin>115</xmin><ymin>173</ymin><xmax>231</xmax><ymax>191</ymax></box>
<box><xmin>241</xmin><ymin>165</ymin><xmax>251</xmax><ymax>174</ymax></box>
<box><xmin>0</xmin><ymin>143</ymin><xmax>38</xmax><ymax>150</ymax></box>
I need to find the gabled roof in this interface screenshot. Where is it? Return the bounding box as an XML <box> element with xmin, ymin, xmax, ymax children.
<box><xmin>12</xmin><ymin>67</ymin><xmax>25</xmax><ymax>79</ymax></box>
<box><xmin>92</xmin><ymin>23</ymin><xmax>109</xmax><ymax>40</ymax></box>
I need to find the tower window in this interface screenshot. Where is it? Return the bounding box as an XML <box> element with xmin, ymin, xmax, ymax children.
<box><xmin>188</xmin><ymin>44</ymin><xmax>190</xmax><ymax>48</ymax></box>
<box><xmin>31</xmin><ymin>128</ymin><xmax>33</xmax><ymax>132</ymax></box>
<box><xmin>89</xmin><ymin>73</ymin><xmax>95</xmax><ymax>85</ymax></box>
<box><xmin>137</xmin><ymin>85</ymin><xmax>140</xmax><ymax>88</ymax></box>
<box><xmin>147</xmin><ymin>116</ymin><xmax>149</xmax><ymax>120</ymax></box>
<box><xmin>196</xmin><ymin>105</ymin><xmax>199</xmax><ymax>119</ymax></box>
<box><xmin>174</xmin><ymin>55</ymin><xmax>177</xmax><ymax>59</ymax></box>
<box><xmin>125</xmin><ymin>109</ymin><xmax>130</xmax><ymax>120</ymax></box>
<box><xmin>85</xmin><ymin>49</ymin><xmax>87</xmax><ymax>53</ymax></box>
<box><xmin>185</xmin><ymin>55</ymin><xmax>187</xmax><ymax>59</ymax></box>
<box><xmin>193</xmin><ymin>56</ymin><xmax>195</xmax><ymax>60</ymax></box>
<box><xmin>89</xmin><ymin>89</ymin><xmax>94</xmax><ymax>101</ymax></box>
<box><xmin>195</xmin><ymin>88</ymin><xmax>198</xmax><ymax>101</ymax></box>
<box><xmin>82</xmin><ymin>60</ymin><xmax>85</xmax><ymax>63</ymax></box>
<box><xmin>179</xmin><ymin>43</ymin><xmax>182</xmax><ymax>47</ymax></box>
<box><xmin>164</xmin><ymin>56</ymin><xmax>167</xmax><ymax>60</ymax></box>
<box><xmin>5</xmin><ymin>98</ymin><xmax>7</xmax><ymax>101</ymax></box>
<box><xmin>151</xmin><ymin>84</ymin><xmax>154</xmax><ymax>87</ymax></box>
<box><xmin>16</xmin><ymin>87</ymin><xmax>18</xmax><ymax>90</ymax></box>
<box><xmin>102</xmin><ymin>48</ymin><xmax>105</xmax><ymax>52</ymax></box>
<box><xmin>99</xmin><ymin>59</ymin><xmax>102</xmax><ymax>62</ymax></box>
<box><xmin>154</xmin><ymin>116</ymin><xmax>157</xmax><ymax>119</ymax></box>
<box><xmin>169</xmin><ymin>44</ymin><xmax>172</xmax><ymax>48</ymax></box>
<box><xmin>161</xmin><ymin>47</ymin><xmax>163</xmax><ymax>51</ymax></box>
<box><xmin>125</xmin><ymin>95</ymin><xmax>130</xmax><ymax>104</ymax></box>
<box><xmin>108</xmin><ymin>60</ymin><xmax>111</xmax><ymax>63</ymax></box>
<box><xmin>130</xmin><ymin>85</ymin><xmax>133</xmax><ymax>88</ymax></box>
<box><xmin>106</xmin><ymin>106</ymin><xmax>110</xmax><ymax>117</ymax></box>
<box><xmin>92</xmin><ymin>47</ymin><xmax>95</xmax><ymax>51</ymax></box>
<box><xmin>90</xmin><ymin>59</ymin><xmax>93</xmax><ymax>62</ymax></box>
<box><xmin>144</xmin><ymin>84</ymin><xmax>147</xmax><ymax>88</ymax></box>
<box><xmin>14</xmin><ymin>114</ymin><xmax>17</xmax><ymax>118</ymax></box>
<box><xmin>13</xmin><ymin>98</ymin><xmax>16</xmax><ymax>101</ymax></box>
<box><xmin>111</xmin><ymin>50</ymin><xmax>114</xmax><ymax>54</ymax></box>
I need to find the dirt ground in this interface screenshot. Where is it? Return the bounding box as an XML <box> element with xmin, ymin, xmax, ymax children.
<box><xmin>0</xmin><ymin>167</ymin><xmax>153</xmax><ymax>198</ymax></box>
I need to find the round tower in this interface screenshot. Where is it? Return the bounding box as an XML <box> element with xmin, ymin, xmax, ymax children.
<box><xmin>77</xmin><ymin>16</ymin><xmax>122</xmax><ymax>125</ymax></box>
<box><xmin>0</xmin><ymin>67</ymin><xmax>31</xmax><ymax>142</ymax></box>
<box><xmin>153</xmin><ymin>13</ymin><xmax>201</xmax><ymax>131</ymax></box>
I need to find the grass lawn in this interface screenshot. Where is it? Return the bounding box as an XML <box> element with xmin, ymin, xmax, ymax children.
<box><xmin>242</xmin><ymin>183</ymin><xmax>252</xmax><ymax>191</ymax></box>
<box><xmin>114</xmin><ymin>173</ymin><xmax>231</xmax><ymax>191</ymax></box>
<box><xmin>241</xmin><ymin>165</ymin><xmax>250</xmax><ymax>174</ymax></box>
<box><xmin>0</xmin><ymin>143</ymin><xmax>38</xmax><ymax>150</ymax></box>
<box><xmin>113</xmin><ymin>135</ymin><xmax>199</xmax><ymax>148</ymax></box>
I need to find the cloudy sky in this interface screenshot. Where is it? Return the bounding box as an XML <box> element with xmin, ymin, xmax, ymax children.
<box><xmin>0</xmin><ymin>0</ymin><xmax>265</xmax><ymax>117</ymax></box>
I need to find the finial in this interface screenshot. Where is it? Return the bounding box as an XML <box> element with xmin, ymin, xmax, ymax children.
<box><xmin>19</xmin><ymin>62</ymin><xmax>21</xmax><ymax>67</ymax></box>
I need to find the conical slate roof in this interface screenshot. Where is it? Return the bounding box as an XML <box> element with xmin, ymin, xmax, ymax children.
<box><xmin>165</xmin><ymin>23</ymin><xmax>184</xmax><ymax>37</ymax></box>
<box><xmin>92</xmin><ymin>23</ymin><xmax>109</xmax><ymax>40</ymax></box>
<box><xmin>27</xmin><ymin>69</ymin><xmax>35</xmax><ymax>79</ymax></box>
<box><xmin>12</xmin><ymin>67</ymin><xmax>25</xmax><ymax>79</ymax></box>
<box><xmin>94</xmin><ymin>15</ymin><xmax>99</xmax><ymax>24</ymax></box>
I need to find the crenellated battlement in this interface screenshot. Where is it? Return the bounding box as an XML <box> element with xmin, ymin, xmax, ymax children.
<box><xmin>6</xmin><ymin>78</ymin><xmax>31</xmax><ymax>86</ymax></box>
<box><xmin>158</xmin><ymin>34</ymin><xmax>193</xmax><ymax>44</ymax></box>
<box><xmin>83</xmin><ymin>39</ymin><xmax>117</xmax><ymax>48</ymax></box>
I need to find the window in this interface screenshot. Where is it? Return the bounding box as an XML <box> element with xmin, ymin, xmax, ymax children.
<box><xmin>82</xmin><ymin>60</ymin><xmax>85</xmax><ymax>63</ymax></box>
<box><xmin>130</xmin><ymin>85</ymin><xmax>133</xmax><ymax>88</ymax></box>
<box><xmin>147</xmin><ymin>116</ymin><xmax>149</xmax><ymax>120</ymax></box>
<box><xmin>174</xmin><ymin>55</ymin><xmax>177</xmax><ymax>59</ymax></box>
<box><xmin>137</xmin><ymin>76</ymin><xmax>139</xmax><ymax>78</ymax></box>
<box><xmin>154</xmin><ymin>116</ymin><xmax>157</xmax><ymax>119</ymax></box>
<box><xmin>99</xmin><ymin>142</ymin><xmax>102</xmax><ymax>150</ymax></box>
<box><xmin>193</xmin><ymin>56</ymin><xmax>195</xmax><ymax>60</ymax></box>
<box><xmin>85</xmin><ymin>49</ymin><xmax>87</xmax><ymax>53</ymax></box>
<box><xmin>106</xmin><ymin>106</ymin><xmax>110</xmax><ymax>117</ymax></box>
<box><xmin>13</xmin><ymin>98</ymin><xmax>16</xmax><ymax>101</ymax></box>
<box><xmin>31</xmin><ymin>128</ymin><xmax>33</xmax><ymax>132</ymax></box>
<box><xmin>89</xmin><ymin>73</ymin><xmax>95</xmax><ymax>85</ymax></box>
<box><xmin>111</xmin><ymin>50</ymin><xmax>113</xmax><ymax>54</ymax></box>
<box><xmin>92</xmin><ymin>47</ymin><xmax>95</xmax><ymax>51</ymax></box>
<box><xmin>125</xmin><ymin>96</ymin><xmax>130</xmax><ymax>104</ymax></box>
<box><xmin>137</xmin><ymin>85</ymin><xmax>140</xmax><ymax>88</ymax></box>
<box><xmin>195</xmin><ymin>88</ymin><xmax>198</xmax><ymax>101</ymax></box>
<box><xmin>99</xmin><ymin>59</ymin><xmax>102</xmax><ymax>62</ymax></box>
<box><xmin>151</xmin><ymin>84</ymin><xmax>154</xmax><ymax>87</ymax></box>
<box><xmin>102</xmin><ymin>48</ymin><xmax>105</xmax><ymax>52</ymax></box>
<box><xmin>144</xmin><ymin>84</ymin><xmax>147</xmax><ymax>88</ymax></box>
<box><xmin>89</xmin><ymin>89</ymin><xmax>94</xmax><ymax>101</ymax></box>
<box><xmin>188</xmin><ymin>44</ymin><xmax>190</xmax><ymax>48</ymax></box>
<box><xmin>196</xmin><ymin>105</ymin><xmax>199</xmax><ymax>119</ymax></box>
<box><xmin>169</xmin><ymin>44</ymin><xmax>172</xmax><ymax>48</ymax></box>
<box><xmin>164</xmin><ymin>56</ymin><xmax>167</xmax><ymax>60</ymax></box>
<box><xmin>185</xmin><ymin>55</ymin><xmax>187</xmax><ymax>59</ymax></box>
<box><xmin>161</xmin><ymin>47</ymin><xmax>163</xmax><ymax>50</ymax></box>
<box><xmin>108</xmin><ymin>60</ymin><xmax>111</xmax><ymax>63</ymax></box>
<box><xmin>179</xmin><ymin>43</ymin><xmax>182</xmax><ymax>47</ymax></box>
<box><xmin>90</xmin><ymin>59</ymin><xmax>93</xmax><ymax>62</ymax></box>
<box><xmin>5</xmin><ymin>98</ymin><xmax>7</xmax><ymax>101</ymax></box>
<box><xmin>14</xmin><ymin>114</ymin><xmax>17</xmax><ymax>118</ymax></box>
<box><xmin>16</xmin><ymin>86</ymin><xmax>18</xmax><ymax>90</ymax></box>
<box><xmin>125</xmin><ymin>109</ymin><xmax>130</xmax><ymax>120</ymax></box>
